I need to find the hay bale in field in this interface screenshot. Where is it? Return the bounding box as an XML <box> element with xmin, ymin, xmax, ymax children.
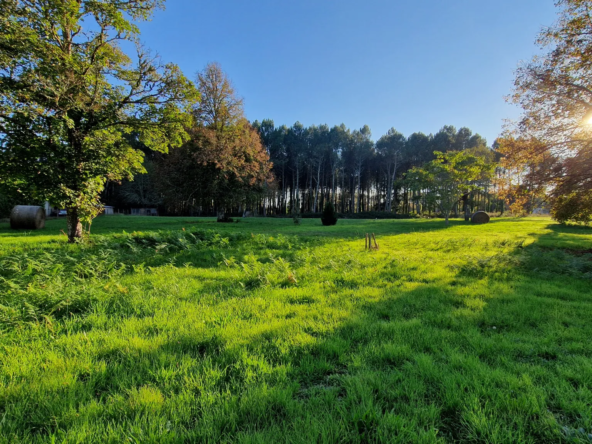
<box><xmin>10</xmin><ymin>205</ymin><xmax>46</xmax><ymax>230</ymax></box>
<box><xmin>471</xmin><ymin>211</ymin><xmax>490</xmax><ymax>225</ymax></box>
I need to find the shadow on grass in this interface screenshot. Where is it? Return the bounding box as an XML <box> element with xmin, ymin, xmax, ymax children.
<box><xmin>0</xmin><ymin>215</ymin><xmax>479</xmax><ymax>242</ymax></box>
<box><xmin>2</xmin><ymin>221</ymin><xmax>592</xmax><ymax>442</ymax></box>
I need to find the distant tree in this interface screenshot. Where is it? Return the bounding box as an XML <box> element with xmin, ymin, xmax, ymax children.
<box><xmin>432</xmin><ymin>125</ymin><xmax>458</xmax><ymax>152</ymax></box>
<box><xmin>309</xmin><ymin>124</ymin><xmax>330</xmax><ymax>212</ymax></box>
<box><xmin>0</xmin><ymin>0</ymin><xmax>198</xmax><ymax>241</ymax></box>
<box><xmin>119</xmin><ymin>160</ymin><xmax>160</xmax><ymax>207</ymax></box>
<box><xmin>329</xmin><ymin>124</ymin><xmax>349</xmax><ymax>208</ymax></box>
<box><xmin>454</xmin><ymin>127</ymin><xmax>473</xmax><ymax>150</ymax></box>
<box><xmin>157</xmin><ymin>63</ymin><xmax>271</xmax><ymax>220</ymax></box>
<box><xmin>194</xmin><ymin>62</ymin><xmax>263</xmax><ymax>221</ymax></box>
<box><xmin>376</xmin><ymin>128</ymin><xmax>405</xmax><ymax>212</ymax></box>
<box><xmin>195</xmin><ymin>62</ymin><xmax>243</xmax><ymax>129</ymax></box>
<box><xmin>405</xmin><ymin>132</ymin><xmax>434</xmax><ymax>167</ymax></box>
<box><xmin>507</xmin><ymin>0</ymin><xmax>592</xmax><ymax>222</ymax></box>
<box><xmin>408</xmin><ymin>151</ymin><xmax>494</xmax><ymax>225</ymax></box>
<box><xmin>286</xmin><ymin>122</ymin><xmax>306</xmax><ymax>214</ymax></box>
<box><xmin>253</xmin><ymin>118</ymin><xmax>281</xmax><ymax>215</ymax></box>
<box><xmin>153</xmin><ymin>143</ymin><xmax>197</xmax><ymax>215</ymax></box>
<box><xmin>269</xmin><ymin>124</ymin><xmax>289</xmax><ymax>213</ymax></box>
<box><xmin>345</xmin><ymin>126</ymin><xmax>373</xmax><ymax>213</ymax></box>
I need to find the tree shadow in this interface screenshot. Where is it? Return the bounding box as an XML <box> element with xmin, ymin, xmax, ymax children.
<box><xmin>0</xmin><ymin>216</ymin><xmax>476</xmax><ymax>242</ymax></box>
<box><xmin>2</xmin><ymin>220</ymin><xmax>591</xmax><ymax>442</ymax></box>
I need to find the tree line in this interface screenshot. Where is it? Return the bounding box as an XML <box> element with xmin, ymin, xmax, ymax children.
<box><xmin>99</xmin><ymin>119</ymin><xmax>499</xmax><ymax>219</ymax></box>
<box><xmin>251</xmin><ymin>121</ymin><xmax>496</xmax><ymax>217</ymax></box>
<box><xmin>2</xmin><ymin>0</ymin><xmax>591</xmax><ymax>244</ymax></box>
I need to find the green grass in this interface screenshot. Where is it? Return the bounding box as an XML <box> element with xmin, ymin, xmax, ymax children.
<box><xmin>1</xmin><ymin>216</ymin><xmax>592</xmax><ymax>443</ymax></box>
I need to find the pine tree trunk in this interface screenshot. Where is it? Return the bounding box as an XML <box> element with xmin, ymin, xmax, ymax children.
<box><xmin>282</xmin><ymin>167</ymin><xmax>286</xmax><ymax>214</ymax></box>
<box><xmin>332</xmin><ymin>170</ymin><xmax>336</xmax><ymax>207</ymax></box>
<box><xmin>341</xmin><ymin>172</ymin><xmax>345</xmax><ymax>213</ymax></box>
<box><xmin>296</xmin><ymin>163</ymin><xmax>300</xmax><ymax>213</ymax></box>
<box><xmin>313</xmin><ymin>163</ymin><xmax>321</xmax><ymax>213</ymax></box>
<box><xmin>350</xmin><ymin>176</ymin><xmax>355</xmax><ymax>213</ymax></box>
<box><xmin>66</xmin><ymin>208</ymin><xmax>83</xmax><ymax>243</ymax></box>
<box><xmin>385</xmin><ymin>177</ymin><xmax>392</xmax><ymax>212</ymax></box>
<box><xmin>356</xmin><ymin>172</ymin><xmax>361</xmax><ymax>213</ymax></box>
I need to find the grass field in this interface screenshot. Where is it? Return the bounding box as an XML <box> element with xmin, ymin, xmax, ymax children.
<box><xmin>1</xmin><ymin>215</ymin><xmax>592</xmax><ymax>443</ymax></box>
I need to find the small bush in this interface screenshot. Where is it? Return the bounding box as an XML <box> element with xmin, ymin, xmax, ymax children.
<box><xmin>292</xmin><ymin>207</ymin><xmax>301</xmax><ymax>225</ymax></box>
<box><xmin>552</xmin><ymin>192</ymin><xmax>592</xmax><ymax>225</ymax></box>
<box><xmin>321</xmin><ymin>202</ymin><xmax>338</xmax><ymax>226</ymax></box>
<box><xmin>217</xmin><ymin>216</ymin><xmax>234</xmax><ymax>223</ymax></box>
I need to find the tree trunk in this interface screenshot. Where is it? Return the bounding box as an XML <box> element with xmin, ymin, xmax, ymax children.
<box><xmin>282</xmin><ymin>167</ymin><xmax>286</xmax><ymax>214</ymax></box>
<box><xmin>66</xmin><ymin>208</ymin><xmax>83</xmax><ymax>243</ymax></box>
<box><xmin>313</xmin><ymin>163</ymin><xmax>321</xmax><ymax>213</ymax></box>
<box><xmin>350</xmin><ymin>176</ymin><xmax>355</xmax><ymax>213</ymax></box>
<box><xmin>385</xmin><ymin>176</ymin><xmax>392</xmax><ymax>212</ymax></box>
<box><xmin>332</xmin><ymin>169</ymin><xmax>336</xmax><ymax>207</ymax></box>
<box><xmin>462</xmin><ymin>193</ymin><xmax>470</xmax><ymax>221</ymax></box>
<box><xmin>341</xmin><ymin>171</ymin><xmax>345</xmax><ymax>213</ymax></box>
<box><xmin>296</xmin><ymin>163</ymin><xmax>300</xmax><ymax>213</ymax></box>
<box><xmin>217</xmin><ymin>207</ymin><xmax>226</xmax><ymax>222</ymax></box>
<box><xmin>357</xmin><ymin>173</ymin><xmax>362</xmax><ymax>213</ymax></box>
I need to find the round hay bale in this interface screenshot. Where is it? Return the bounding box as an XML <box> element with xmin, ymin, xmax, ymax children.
<box><xmin>471</xmin><ymin>211</ymin><xmax>490</xmax><ymax>225</ymax></box>
<box><xmin>10</xmin><ymin>205</ymin><xmax>46</xmax><ymax>230</ymax></box>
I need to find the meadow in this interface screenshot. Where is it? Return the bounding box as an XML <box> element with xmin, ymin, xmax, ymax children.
<box><xmin>0</xmin><ymin>215</ymin><xmax>591</xmax><ymax>443</ymax></box>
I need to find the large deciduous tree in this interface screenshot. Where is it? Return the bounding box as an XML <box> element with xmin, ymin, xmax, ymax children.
<box><xmin>505</xmin><ymin>0</ymin><xmax>592</xmax><ymax>222</ymax></box>
<box><xmin>408</xmin><ymin>151</ymin><xmax>493</xmax><ymax>225</ymax></box>
<box><xmin>0</xmin><ymin>0</ymin><xmax>198</xmax><ymax>241</ymax></box>
<box><xmin>156</xmin><ymin>63</ymin><xmax>271</xmax><ymax>219</ymax></box>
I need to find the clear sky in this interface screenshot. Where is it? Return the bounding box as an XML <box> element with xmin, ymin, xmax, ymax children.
<box><xmin>139</xmin><ymin>0</ymin><xmax>558</xmax><ymax>145</ymax></box>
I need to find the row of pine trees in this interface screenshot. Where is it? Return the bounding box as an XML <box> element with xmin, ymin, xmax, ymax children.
<box><xmin>253</xmin><ymin>120</ymin><xmax>498</xmax><ymax>216</ymax></box>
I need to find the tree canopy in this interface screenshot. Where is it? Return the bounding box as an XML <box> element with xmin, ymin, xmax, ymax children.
<box><xmin>250</xmin><ymin>121</ymin><xmax>493</xmax><ymax>218</ymax></box>
<box><xmin>0</xmin><ymin>0</ymin><xmax>198</xmax><ymax>240</ymax></box>
<box><xmin>155</xmin><ymin>63</ymin><xmax>271</xmax><ymax>219</ymax></box>
<box><xmin>503</xmin><ymin>0</ymin><xmax>592</xmax><ymax>223</ymax></box>
<box><xmin>408</xmin><ymin>151</ymin><xmax>494</xmax><ymax>225</ymax></box>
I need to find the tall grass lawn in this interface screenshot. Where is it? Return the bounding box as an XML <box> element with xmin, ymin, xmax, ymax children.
<box><xmin>1</xmin><ymin>216</ymin><xmax>591</xmax><ymax>443</ymax></box>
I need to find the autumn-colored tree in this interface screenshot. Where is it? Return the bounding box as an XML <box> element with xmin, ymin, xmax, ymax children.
<box><xmin>495</xmin><ymin>137</ymin><xmax>557</xmax><ymax>215</ymax></box>
<box><xmin>156</xmin><ymin>63</ymin><xmax>271</xmax><ymax>218</ymax></box>
<box><xmin>505</xmin><ymin>0</ymin><xmax>592</xmax><ymax>222</ymax></box>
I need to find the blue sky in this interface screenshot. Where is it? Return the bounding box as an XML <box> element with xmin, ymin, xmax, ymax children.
<box><xmin>140</xmin><ymin>0</ymin><xmax>558</xmax><ymax>145</ymax></box>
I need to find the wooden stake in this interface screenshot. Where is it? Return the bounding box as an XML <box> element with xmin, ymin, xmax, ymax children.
<box><xmin>372</xmin><ymin>233</ymin><xmax>379</xmax><ymax>250</ymax></box>
<box><xmin>365</xmin><ymin>233</ymin><xmax>368</xmax><ymax>250</ymax></box>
